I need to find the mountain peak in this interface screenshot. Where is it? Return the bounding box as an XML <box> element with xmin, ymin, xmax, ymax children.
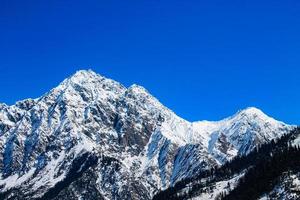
<box><xmin>127</xmin><ymin>84</ymin><xmax>149</xmax><ymax>95</ymax></box>
<box><xmin>56</xmin><ymin>69</ymin><xmax>102</xmax><ymax>88</ymax></box>
<box><xmin>69</xmin><ymin>69</ymin><xmax>101</xmax><ymax>83</ymax></box>
<box><xmin>44</xmin><ymin>69</ymin><xmax>126</xmax><ymax>104</ymax></box>
<box><xmin>239</xmin><ymin>107</ymin><xmax>265</xmax><ymax>115</ymax></box>
<box><xmin>73</xmin><ymin>69</ymin><xmax>97</xmax><ymax>76</ymax></box>
<box><xmin>229</xmin><ymin>106</ymin><xmax>289</xmax><ymax>130</ymax></box>
<box><xmin>234</xmin><ymin>107</ymin><xmax>269</xmax><ymax>119</ymax></box>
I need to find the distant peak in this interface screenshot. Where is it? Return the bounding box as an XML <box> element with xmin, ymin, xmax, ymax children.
<box><xmin>125</xmin><ymin>84</ymin><xmax>165</xmax><ymax>107</ymax></box>
<box><xmin>54</xmin><ymin>69</ymin><xmax>125</xmax><ymax>95</ymax></box>
<box><xmin>70</xmin><ymin>69</ymin><xmax>99</xmax><ymax>80</ymax></box>
<box><xmin>240</xmin><ymin>107</ymin><xmax>264</xmax><ymax>114</ymax></box>
<box><xmin>74</xmin><ymin>69</ymin><xmax>96</xmax><ymax>76</ymax></box>
<box><xmin>127</xmin><ymin>84</ymin><xmax>149</xmax><ymax>95</ymax></box>
<box><xmin>58</xmin><ymin>69</ymin><xmax>104</xmax><ymax>87</ymax></box>
<box><xmin>235</xmin><ymin>107</ymin><xmax>269</xmax><ymax>119</ymax></box>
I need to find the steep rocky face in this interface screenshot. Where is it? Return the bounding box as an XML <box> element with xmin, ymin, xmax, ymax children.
<box><xmin>0</xmin><ymin>70</ymin><xmax>292</xmax><ymax>200</ymax></box>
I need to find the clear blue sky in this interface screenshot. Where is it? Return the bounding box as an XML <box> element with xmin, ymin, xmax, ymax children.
<box><xmin>0</xmin><ymin>0</ymin><xmax>299</xmax><ymax>124</ymax></box>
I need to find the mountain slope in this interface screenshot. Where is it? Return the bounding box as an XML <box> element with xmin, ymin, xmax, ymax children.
<box><xmin>0</xmin><ymin>70</ymin><xmax>292</xmax><ymax>199</ymax></box>
<box><xmin>154</xmin><ymin>128</ymin><xmax>300</xmax><ymax>200</ymax></box>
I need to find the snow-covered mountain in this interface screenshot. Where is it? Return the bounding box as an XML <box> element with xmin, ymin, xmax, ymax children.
<box><xmin>0</xmin><ymin>70</ymin><xmax>292</xmax><ymax>199</ymax></box>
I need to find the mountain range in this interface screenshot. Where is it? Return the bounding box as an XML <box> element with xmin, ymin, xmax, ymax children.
<box><xmin>0</xmin><ymin>70</ymin><xmax>295</xmax><ymax>200</ymax></box>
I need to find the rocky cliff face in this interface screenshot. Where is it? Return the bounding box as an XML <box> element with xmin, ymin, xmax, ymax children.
<box><xmin>0</xmin><ymin>70</ymin><xmax>292</xmax><ymax>199</ymax></box>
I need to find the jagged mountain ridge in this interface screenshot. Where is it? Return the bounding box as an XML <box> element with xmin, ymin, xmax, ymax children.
<box><xmin>0</xmin><ymin>70</ymin><xmax>292</xmax><ymax>199</ymax></box>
